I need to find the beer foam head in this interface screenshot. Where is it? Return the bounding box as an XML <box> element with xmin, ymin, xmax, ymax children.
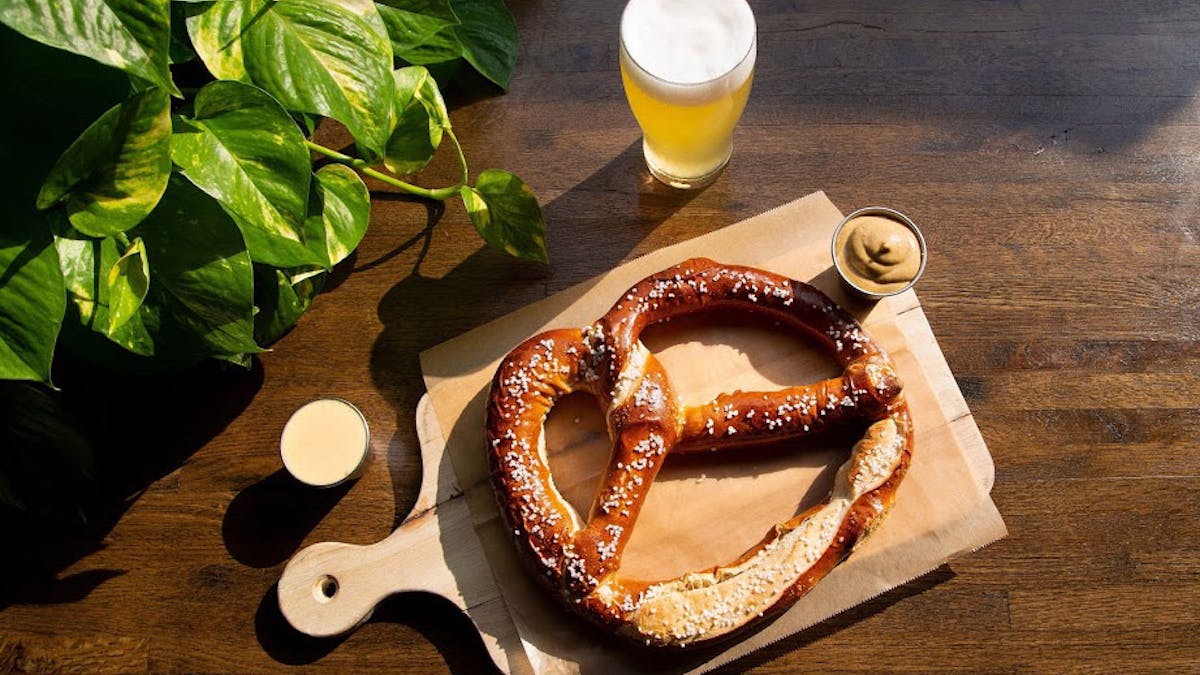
<box><xmin>621</xmin><ymin>0</ymin><xmax>756</xmax><ymax>86</ymax></box>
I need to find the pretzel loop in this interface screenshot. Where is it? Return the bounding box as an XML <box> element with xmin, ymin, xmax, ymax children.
<box><xmin>486</xmin><ymin>258</ymin><xmax>912</xmax><ymax>647</ymax></box>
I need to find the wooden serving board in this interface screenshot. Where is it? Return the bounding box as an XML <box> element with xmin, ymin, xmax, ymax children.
<box><xmin>278</xmin><ymin>192</ymin><xmax>1006</xmax><ymax>674</ymax></box>
<box><xmin>278</xmin><ymin>393</ymin><xmax>530</xmax><ymax>672</ymax></box>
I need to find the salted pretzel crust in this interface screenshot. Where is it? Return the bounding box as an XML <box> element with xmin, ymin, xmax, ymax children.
<box><xmin>485</xmin><ymin>258</ymin><xmax>912</xmax><ymax>647</ymax></box>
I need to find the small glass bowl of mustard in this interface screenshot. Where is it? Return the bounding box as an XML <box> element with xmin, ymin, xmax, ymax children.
<box><xmin>831</xmin><ymin>206</ymin><xmax>927</xmax><ymax>300</ymax></box>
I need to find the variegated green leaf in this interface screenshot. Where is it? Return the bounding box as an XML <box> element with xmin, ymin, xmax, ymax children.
<box><xmin>384</xmin><ymin>66</ymin><xmax>450</xmax><ymax>175</ymax></box>
<box><xmin>0</xmin><ymin>217</ymin><xmax>66</xmax><ymax>382</ymax></box>
<box><xmin>54</xmin><ymin>230</ymin><xmax>154</xmax><ymax>355</ymax></box>
<box><xmin>168</xmin><ymin>1</ymin><xmax>198</xmax><ymax>65</ymax></box>
<box><xmin>186</xmin><ymin>0</ymin><xmax>394</xmax><ymax>156</ymax></box>
<box><xmin>253</xmin><ymin>265</ymin><xmax>325</xmax><ymax>346</ymax></box>
<box><xmin>450</xmin><ymin>0</ymin><xmax>517</xmax><ymax>90</ymax></box>
<box><xmin>386</xmin><ymin>0</ymin><xmax>517</xmax><ymax>90</ymax></box>
<box><xmin>131</xmin><ymin>176</ymin><xmax>262</xmax><ymax>358</ymax></box>
<box><xmin>106</xmin><ymin>237</ymin><xmax>149</xmax><ymax>331</ymax></box>
<box><xmin>375</xmin><ymin>0</ymin><xmax>458</xmax><ymax>55</ymax></box>
<box><xmin>0</xmin><ymin>0</ymin><xmax>179</xmax><ymax>95</ymax></box>
<box><xmin>55</xmin><ymin>234</ymin><xmax>112</xmax><ymax>331</ymax></box>
<box><xmin>182</xmin><ymin>0</ymin><xmax>247</xmax><ymax>81</ymax></box>
<box><xmin>390</xmin><ymin>23</ymin><xmax>460</xmax><ymax>66</ymax></box>
<box><xmin>55</xmin><ymin>178</ymin><xmax>260</xmax><ymax>362</ymax></box>
<box><xmin>36</xmin><ymin>88</ymin><xmax>172</xmax><ymax>237</ymax></box>
<box><xmin>461</xmin><ymin>169</ymin><xmax>547</xmax><ymax>263</ymax></box>
<box><xmin>304</xmin><ymin>164</ymin><xmax>370</xmax><ymax>268</ymax></box>
<box><xmin>171</xmin><ymin>80</ymin><xmax>321</xmax><ymax>268</ymax></box>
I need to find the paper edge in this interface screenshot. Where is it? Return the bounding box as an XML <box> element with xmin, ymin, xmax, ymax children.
<box><xmin>691</xmin><ymin>499</ymin><xmax>1009</xmax><ymax>673</ymax></box>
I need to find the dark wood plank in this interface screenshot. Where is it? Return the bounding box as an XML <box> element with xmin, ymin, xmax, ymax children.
<box><xmin>2</xmin><ymin>0</ymin><xmax>1199</xmax><ymax>672</ymax></box>
<box><xmin>0</xmin><ymin>633</ymin><xmax>148</xmax><ymax>673</ymax></box>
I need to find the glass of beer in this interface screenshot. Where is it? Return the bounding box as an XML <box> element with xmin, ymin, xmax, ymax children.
<box><xmin>619</xmin><ymin>0</ymin><xmax>756</xmax><ymax>189</ymax></box>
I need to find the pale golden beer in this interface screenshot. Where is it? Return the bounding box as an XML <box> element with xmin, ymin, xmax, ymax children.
<box><xmin>619</xmin><ymin>0</ymin><xmax>756</xmax><ymax>189</ymax></box>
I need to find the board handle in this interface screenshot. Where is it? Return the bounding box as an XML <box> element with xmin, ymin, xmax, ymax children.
<box><xmin>278</xmin><ymin>393</ymin><xmax>471</xmax><ymax>637</ymax></box>
<box><xmin>278</xmin><ymin>502</ymin><xmax>464</xmax><ymax>637</ymax></box>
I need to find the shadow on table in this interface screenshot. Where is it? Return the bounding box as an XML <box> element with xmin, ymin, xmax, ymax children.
<box><xmin>0</xmin><ymin>357</ymin><xmax>263</xmax><ymax>608</ymax></box>
<box><xmin>255</xmin><ymin>582</ymin><xmax>502</xmax><ymax>674</ymax></box>
<box><xmin>254</xmin><ymin>583</ymin><xmax>344</xmax><ymax>666</ymax></box>
<box><xmin>368</xmin><ymin>139</ymin><xmax>701</xmax><ymax>521</ymax></box>
<box><xmin>371</xmin><ymin>591</ymin><xmax>504</xmax><ymax>674</ymax></box>
<box><xmin>222</xmin><ymin>470</ymin><xmax>355</xmax><ymax>569</ymax></box>
<box><xmin>252</xmin><ymin>565</ymin><xmax>953</xmax><ymax>674</ymax></box>
<box><xmin>641</xmin><ymin>565</ymin><xmax>955</xmax><ymax>674</ymax></box>
<box><xmin>713</xmin><ymin>565</ymin><xmax>958</xmax><ymax>673</ymax></box>
<box><xmin>298</xmin><ymin>141</ymin><xmax>702</xmax><ymax>669</ymax></box>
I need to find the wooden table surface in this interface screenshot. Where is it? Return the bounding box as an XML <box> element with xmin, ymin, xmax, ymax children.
<box><xmin>3</xmin><ymin>1</ymin><xmax>1199</xmax><ymax>672</ymax></box>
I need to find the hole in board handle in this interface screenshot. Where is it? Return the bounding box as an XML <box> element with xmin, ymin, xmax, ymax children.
<box><xmin>313</xmin><ymin>574</ymin><xmax>339</xmax><ymax>603</ymax></box>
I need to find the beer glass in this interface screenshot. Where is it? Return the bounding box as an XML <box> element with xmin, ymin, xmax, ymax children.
<box><xmin>619</xmin><ymin>0</ymin><xmax>757</xmax><ymax>189</ymax></box>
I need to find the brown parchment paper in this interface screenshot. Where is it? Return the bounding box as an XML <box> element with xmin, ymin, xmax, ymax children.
<box><xmin>420</xmin><ymin>191</ymin><xmax>1007</xmax><ymax>673</ymax></box>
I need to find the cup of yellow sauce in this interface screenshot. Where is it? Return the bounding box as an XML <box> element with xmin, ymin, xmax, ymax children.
<box><xmin>831</xmin><ymin>206</ymin><xmax>927</xmax><ymax>300</ymax></box>
<box><xmin>280</xmin><ymin>398</ymin><xmax>371</xmax><ymax>488</ymax></box>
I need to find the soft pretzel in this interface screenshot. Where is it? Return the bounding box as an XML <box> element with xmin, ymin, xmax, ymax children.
<box><xmin>485</xmin><ymin>258</ymin><xmax>912</xmax><ymax>647</ymax></box>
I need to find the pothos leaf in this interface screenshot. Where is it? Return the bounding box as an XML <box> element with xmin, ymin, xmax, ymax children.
<box><xmin>390</xmin><ymin>23</ymin><xmax>460</xmax><ymax>66</ymax></box>
<box><xmin>129</xmin><ymin>176</ymin><xmax>262</xmax><ymax>359</ymax></box>
<box><xmin>54</xmin><ymin>228</ymin><xmax>154</xmax><ymax>357</ymax></box>
<box><xmin>304</xmin><ymin>164</ymin><xmax>370</xmax><ymax>269</ymax></box>
<box><xmin>449</xmin><ymin>0</ymin><xmax>518</xmax><ymax>90</ymax></box>
<box><xmin>0</xmin><ymin>0</ymin><xmax>180</xmax><ymax>95</ymax></box>
<box><xmin>461</xmin><ymin>169</ymin><xmax>547</xmax><ymax>263</ymax></box>
<box><xmin>389</xmin><ymin>0</ymin><xmax>518</xmax><ymax>90</ymax></box>
<box><xmin>106</xmin><ymin>237</ymin><xmax>150</xmax><ymax>332</ymax></box>
<box><xmin>253</xmin><ymin>265</ymin><xmax>326</xmax><ymax>347</ymax></box>
<box><xmin>375</xmin><ymin>0</ymin><xmax>459</xmax><ymax>55</ymax></box>
<box><xmin>186</xmin><ymin>0</ymin><xmax>394</xmax><ymax>157</ymax></box>
<box><xmin>0</xmin><ymin>216</ymin><xmax>66</xmax><ymax>383</ymax></box>
<box><xmin>293</xmin><ymin>112</ymin><xmax>322</xmax><ymax>139</ymax></box>
<box><xmin>170</xmin><ymin>80</ymin><xmax>321</xmax><ymax>269</ymax></box>
<box><xmin>168</xmin><ymin>1</ymin><xmax>198</xmax><ymax>65</ymax></box>
<box><xmin>54</xmin><ymin>233</ymin><xmax>114</xmax><ymax>333</ymax></box>
<box><xmin>0</xmin><ymin>23</ymin><xmax>129</xmax><ymax>207</ymax></box>
<box><xmin>182</xmin><ymin>0</ymin><xmax>247</xmax><ymax>82</ymax></box>
<box><xmin>36</xmin><ymin>87</ymin><xmax>172</xmax><ymax>238</ymax></box>
<box><xmin>384</xmin><ymin>66</ymin><xmax>450</xmax><ymax>175</ymax></box>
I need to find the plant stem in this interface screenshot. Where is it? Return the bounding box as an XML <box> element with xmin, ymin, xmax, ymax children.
<box><xmin>446</xmin><ymin>128</ymin><xmax>469</xmax><ymax>188</ymax></box>
<box><xmin>306</xmin><ymin>139</ymin><xmax>466</xmax><ymax>201</ymax></box>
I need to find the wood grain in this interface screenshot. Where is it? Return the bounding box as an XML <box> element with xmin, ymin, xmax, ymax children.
<box><xmin>2</xmin><ymin>0</ymin><xmax>1199</xmax><ymax>672</ymax></box>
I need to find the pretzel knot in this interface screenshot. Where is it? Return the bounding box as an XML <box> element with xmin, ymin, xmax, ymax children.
<box><xmin>486</xmin><ymin>258</ymin><xmax>912</xmax><ymax>647</ymax></box>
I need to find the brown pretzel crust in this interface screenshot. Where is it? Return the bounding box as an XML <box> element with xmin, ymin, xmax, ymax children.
<box><xmin>486</xmin><ymin>258</ymin><xmax>912</xmax><ymax>647</ymax></box>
